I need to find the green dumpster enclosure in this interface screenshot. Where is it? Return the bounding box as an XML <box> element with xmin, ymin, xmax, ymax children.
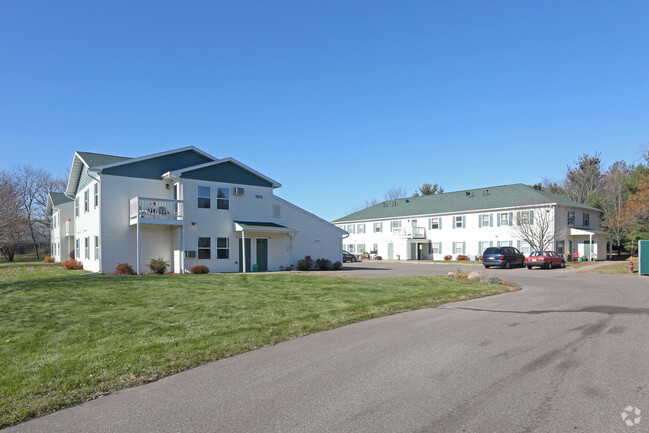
<box><xmin>639</xmin><ymin>240</ymin><xmax>649</xmax><ymax>275</ymax></box>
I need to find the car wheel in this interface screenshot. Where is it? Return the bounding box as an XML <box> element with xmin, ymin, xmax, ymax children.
<box><xmin>484</xmin><ymin>265</ymin><xmax>490</xmax><ymax>269</ymax></box>
<box><xmin>527</xmin><ymin>265</ymin><xmax>532</xmax><ymax>270</ymax></box>
<box><xmin>504</xmin><ymin>261</ymin><xmax>511</xmax><ymax>269</ymax></box>
<box><xmin>560</xmin><ymin>261</ymin><xmax>566</xmax><ymax>268</ymax></box>
<box><xmin>351</xmin><ymin>257</ymin><xmax>356</xmax><ymax>263</ymax></box>
<box><xmin>547</xmin><ymin>261</ymin><xmax>553</xmax><ymax>270</ymax></box>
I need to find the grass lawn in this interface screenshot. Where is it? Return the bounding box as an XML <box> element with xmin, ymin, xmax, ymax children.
<box><xmin>0</xmin><ymin>261</ymin><xmax>514</xmax><ymax>427</ymax></box>
<box><xmin>590</xmin><ymin>257</ymin><xmax>639</xmax><ymax>274</ymax></box>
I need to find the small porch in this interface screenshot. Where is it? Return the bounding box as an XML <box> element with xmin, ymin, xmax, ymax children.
<box><xmin>393</xmin><ymin>226</ymin><xmax>426</xmax><ymax>239</ymax></box>
<box><xmin>568</xmin><ymin>228</ymin><xmax>612</xmax><ymax>261</ymax></box>
<box><xmin>129</xmin><ymin>197</ymin><xmax>183</xmax><ymax>226</ymax></box>
<box><xmin>234</xmin><ymin>221</ymin><xmax>298</xmax><ymax>272</ymax></box>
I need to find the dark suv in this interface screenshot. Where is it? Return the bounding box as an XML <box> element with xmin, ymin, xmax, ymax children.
<box><xmin>482</xmin><ymin>247</ymin><xmax>525</xmax><ymax>269</ymax></box>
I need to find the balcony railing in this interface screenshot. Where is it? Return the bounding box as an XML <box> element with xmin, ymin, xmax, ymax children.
<box><xmin>393</xmin><ymin>226</ymin><xmax>426</xmax><ymax>239</ymax></box>
<box><xmin>130</xmin><ymin>197</ymin><xmax>183</xmax><ymax>225</ymax></box>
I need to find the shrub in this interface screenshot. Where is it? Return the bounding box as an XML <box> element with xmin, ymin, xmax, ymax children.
<box><xmin>62</xmin><ymin>259</ymin><xmax>83</xmax><ymax>270</ymax></box>
<box><xmin>148</xmin><ymin>257</ymin><xmax>169</xmax><ymax>274</ymax></box>
<box><xmin>44</xmin><ymin>256</ymin><xmax>55</xmax><ymax>263</ymax></box>
<box><xmin>457</xmin><ymin>254</ymin><xmax>469</xmax><ymax>261</ymax></box>
<box><xmin>444</xmin><ymin>255</ymin><xmax>452</xmax><ymax>261</ymax></box>
<box><xmin>190</xmin><ymin>264</ymin><xmax>210</xmax><ymax>274</ymax></box>
<box><xmin>115</xmin><ymin>263</ymin><xmax>136</xmax><ymax>275</ymax></box>
<box><xmin>296</xmin><ymin>255</ymin><xmax>314</xmax><ymax>271</ymax></box>
<box><xmin>333</xmin><ymin>261</ymin><xmax>342</xmax><ymax>270</ymax></box>
<box><xmin>316</xmin><ymin>258</ymin><xmax>332</xmax><ymax>270</ymax></box>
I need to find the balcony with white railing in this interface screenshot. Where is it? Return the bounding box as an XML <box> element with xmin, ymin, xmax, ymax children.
<box><xmin>129</xmin><ymin>197</ymin><xmax>184</xmax><ymax>225</ymax></box>
<box><xmin>393</xmin><ymin>226</ymin><xmax>426</xmax><ymax>239</ymax></box>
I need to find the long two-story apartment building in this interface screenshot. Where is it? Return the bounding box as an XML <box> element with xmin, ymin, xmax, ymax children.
<box><xmin>333</xmin><ymin>184</ymin><xmax>611</xmax><ymax>261</ymax></box>
<box><xmin>47</xmin><ymin>147</ymin><xmax>345</xmax><ymax>273</ymax></box>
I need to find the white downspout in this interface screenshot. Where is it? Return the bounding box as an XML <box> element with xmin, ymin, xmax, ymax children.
<box><xmin>136</xmin><ymin>219</ymin><xmax>140</xmax><ymax>274</ymax></box>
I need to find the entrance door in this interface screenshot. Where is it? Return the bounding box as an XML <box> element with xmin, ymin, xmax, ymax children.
<box><xmin>256</xmin><ymin>238</ymin><xmax>268</xmax><ymax>271</ymax></box>
<box><xmin>387</xmin><ymin>243</ymin><xmax>394</xmax><ymax>260</ymax></box>
<box><xmin>238</xmin><ymin>238</ymin><xmax>251</xmax><ymax>272</ymax></box>
<box><xmin>410</xmin><ymin>243</ymin><xmax>416</xmax><ymax>260</ymax></box>
<box><xmin>583</xmin><ymin>240</ymin><xmax>591</xmax><ymax>260</ymax></box>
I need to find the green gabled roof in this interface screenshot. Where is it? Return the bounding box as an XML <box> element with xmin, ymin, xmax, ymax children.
<box><xmin>76</xmin><ymin>151</ymin><xmax>131</xmax><ymax>168</ymax></box>
<box><xmin>333</xmin><ymin>183</ymin><xmax>601</xmax><ymax>223</ymax></box>
<box><xmin>48</xmin><ymin>192</ymin><xmax>72</xmax><ymax>206</ymax></box>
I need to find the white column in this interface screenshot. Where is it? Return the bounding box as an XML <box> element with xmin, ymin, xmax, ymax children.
<box><xmin>242</xmin><ymin>230</ymin><xmax>246</xmax><ymax>273</ymax></box>
<box><xmin>589</xmin><ymin>233</ymin><xmax>593</xmax><ymax>260</ymax></box>
<box><xmin>136</xmin><ymin>221</ymin><xmax>140</xmax><ymax>274</ymax></box>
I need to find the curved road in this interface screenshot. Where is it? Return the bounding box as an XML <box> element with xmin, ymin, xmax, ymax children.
<box><xmin>8</xmin><ymin>262</ymin><xmax>649</xmax><ymax>432</ymax></box>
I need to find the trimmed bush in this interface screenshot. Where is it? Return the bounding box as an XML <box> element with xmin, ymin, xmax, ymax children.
<box><xmin>444</xmin><ymin>255</ymin><xmax>452</xmax><ymax>261</ymax></box>
<box><xmin>316</xmin><ymin>258</ymin><xmax>332</xmax><ymax>270</ymax></box>
<box><xmin>333</xmin><ymin>261</ymin><xmax>342</xmax><ymax>270</ymax></box>
<box><xmin>62</xmin><ymin>259</ymin><xmax>83</xmax><ymax>270</ymax></box>
<box><xmin>190</xmin><ymin>264</ymin><xmax>210</xmax><ymax>274</ymax></box>
<box><xmin>44</xmin><ymin>256</ymin><xmax>55</xmax><ymax>263</ymax></box>
<box><xmin>296</xmin><ymin>255</ymin><xmax>314</xmax><ymax>271</ymax></box>
<box><xmin>115</xmin><ymin>263</ymin><xmax>135</xmax><ymax>275</ymax></box>
<box><xmin>148</xmin><ymin>257</ymin><xmax>169</xmax><ymax>274</ymax></box>
<box><xmin>457</xmin><ymin>255</ymin><xmax>469</xmax><ymax>261</ymax></box>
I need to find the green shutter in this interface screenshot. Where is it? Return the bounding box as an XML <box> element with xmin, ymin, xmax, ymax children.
<box><xmin>509</xmin><ymin>212</ymin><xmax>513</xmax><ymax>226</ymax></box>
<box><xmin>490</xmin><ymin>214</ymin><xmax>493</xmax><ymax>227</ymax></box>
<box><xmin>497</xmin><ymin>213</ymin><xmax>501</xmax><ymax>227</ymax></box>
<box><xmin>439</xmin><ymin>217</ymin><xmax>442</xmax><ymax>230</ymax></box>
<box><xmin>478</xmin><ymin>214</ymin><xmax>482</xmax><ymax>228</ymax></box>
<box><xmin>478</xmin><ymin>241</ymin><xmax>482</xmax><ymax>252</ymax></box>
<box><xmin>452</xmin><ymin>242</ymin><xmax>456</xmax><ymax>253</ymax></box>
<box><xmin>530</xmin><ymin>210</ymin><xmax>535</xmax><ymax>225</ymax></box>
<box><xmin>452</xmin><ymin>216</ymin><xmax>455</xmax><ymax>229</ymax></box>
<box><xmin>462</xmin><ymin>241</ymin><xmax>466</xmax><ymax>255</ymax></box>
<box><xmin>462</xmin><ymin>216</ymin><xmax>466</xmax><ymax>228</ymax></box>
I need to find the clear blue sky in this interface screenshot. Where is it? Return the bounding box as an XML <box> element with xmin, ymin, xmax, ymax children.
<box><xmin>1</xmin><ymin>1</ymin><xmax>647</xmax><ymax>221</ymax></box>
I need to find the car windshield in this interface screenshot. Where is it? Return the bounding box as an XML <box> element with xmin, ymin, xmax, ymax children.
<box><xmin>530</xmin><ymin>252</ymin><xmax>547</xmax><ymax>257</ymax></box>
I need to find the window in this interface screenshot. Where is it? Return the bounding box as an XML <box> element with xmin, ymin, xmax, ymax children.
<box><xmin>500</xmin><ymin>213</ymin><xmax>509</xmax><ymax>226</ymax></box>
<box><xmin>518</xmin><ymin>210</ymin><xmax>534</xmax><ymax>225</ymax></box>
<box><xmin>197</xmin><ymin>186</ymin><xmax>211</xmax><ymax>208</ymax></box>
<box><xmin>430</xmin><ymin>217</ymin><xmax>440</xmax><ymax>230</ymax></box>
<box><xmin>583</xmin><ymin>213</ymin><xmax>590</xmax><ymax>227</ymax></box>
<box><xmin>480</xmin><ymin>214</ymin><xmax>490</xmax><ymax>227</ymax></box>
<box><xmin>346</xmin><ymin>244</ymin><xmax>354</xmax><ymax>254</ymax></box>
<box><xmin>411</xmin><ymin>220</ymin><xmax>417</xmax><ymax>227</ymax></box>
<box><xmin>357</xmin><ymin>244</ymin><xmax>366</xmax><ymax>254</ymax></box>
<box><xmin>454</xmin><ymin>242</ymin><xmax>464</xmax><ymax>254</ymax></box>
<box><xmin>346</xmin><ymin>224</ymin><xmax>355</xmax><ymax>234</ymax></box>
<box><xmin>216</xmin><ymin>237</ymin><xmax>229</xmax><ymax>259</ymax></box>
<box><xmin>372</xmin><ymin>243</ymin><xmax>378</xmax><ymax>253</ymax></box>
<box><xmin>75</xmin><ymin>239</ymin><xmax>80</xmax><ymax>258</ymax></box>
<box><xmin>94</xmin><ymin>183</ymin><xmax>98</xmax><ymax>208</ymax></box>
<box><xmin>431</xmin><ymin>242</ymin><xmax>440</xmax><ymax>253</ymax></box>
<box><xmin>357</xmin><ymin>223</ymin><xmax>365</xmax><ymax>234</ymax></box>
<box><xmin>272</xmin><ymin>204</ymin><xmax>281</xmax><ymax>218</ymax></box>
<box><xmin>567</xmin><ymin>211</ymin><xmax>575</xmax><ymax>226</ymax></box>
<box><xmin>556</xmin><ymin>240</ymin><xmax>565</xmax><ymax>254</ymax></box>
<box><xmin>454</xmin><ymin>216</ymin><xmax>464</xmax><ymax>228</ymax></box>
<box><xmin>217</xmin><ymin>187</ymin><xmax>229</xmax><ymax>210</ymax></box>
<box><xmin>75</xmin><ymin>197</ymin><xmax>79</xmax><ymax>217</ymax></box>
<box><xmin>391</xmin><ymin>221</ymin><xmax>401</xmax><ymax>231</ymax></box>
<box><xmin>84</xmin><ymin>237</ymin><xmax>89</xmax><ymax>259</ymax></box>
<box><xmin>198</xmin><ymin>237</ymin><xmax>211</xmax><ymax>259</ymax></box>
<box><xmin>84</xmin><ymin>190</ymin><xmax>89</xmax><ymax>213</ymax></box>
<box><xmin>94</xmin><ymin>236</ymin><xmax>99</xmax><ymax>259</ymax></box>
<box><xmin>374</xmin><ymin>222</ymin><xmax>382</xmax><ymax>233</ymax></box>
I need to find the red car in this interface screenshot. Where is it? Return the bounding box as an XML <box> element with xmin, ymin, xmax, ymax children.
<box><xmin>524</xmin><ymin>251</ymin><xmax>566</xmax><ymax>269</ymax></box>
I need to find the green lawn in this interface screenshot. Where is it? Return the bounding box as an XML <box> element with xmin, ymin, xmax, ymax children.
<box><xmin>590</xmin><ymin>257</ymin><xmax>639</xmax><ymax>274</ymax></box>
<box><xmin>0</xmin><ymin>262</ymin><xmax>513</xmax><ymax>427</ymax></box>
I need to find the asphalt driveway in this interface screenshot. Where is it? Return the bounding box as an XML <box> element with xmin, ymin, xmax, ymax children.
<box><xmin>8</xmin><ymin>262</ymin><xmax>649</xmax><ymax>432</ymax></box>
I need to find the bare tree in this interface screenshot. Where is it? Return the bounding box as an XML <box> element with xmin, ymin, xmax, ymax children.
<box><xmin>509</xmin><ymin>206</ymin><xmax>556</xmax><ymax>252</ymax></box>
<box><xmin>347</xmin><ymin>198</ymin><xmax>379</xmax><ymax>214</ymax></box>
<box><xmin>383</xmin><ymin>186</ymin><xmax>407</xmax><ymax>201</ymax></box>
<box><xmin>0</xmin><ymin>173</ymin><xmax>27</xmax><ymax>261</ymax></box>
<box><xmin>8</xmin><ymin>166</ymin><xmax>66</xmax><ymax>259</ymax></box>
<box><xmin>600</xmin><ymin>161</ymin><xmax>631</xmax><ymax>252</ymax></box>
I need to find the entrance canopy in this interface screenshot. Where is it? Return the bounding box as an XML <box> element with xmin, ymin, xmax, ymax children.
<box><xmin>569</xmin><ymin>228</ymin><xmax>611</xmax><ymax>237</ymax></box>
<box><xmin>234</xmin><ymin>221</ymin><xmax>298</xmax><ymax>234</ymax></box>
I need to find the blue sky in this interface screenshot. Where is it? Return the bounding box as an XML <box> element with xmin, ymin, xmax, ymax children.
<box><xmin>1</xmin><ymin>1</ymin><xmax>647</xmax><ymax>221</ymax></box>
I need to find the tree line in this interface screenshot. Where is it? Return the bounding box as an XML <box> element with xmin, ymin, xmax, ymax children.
<box><xmin>0</xmin><ymin>166</ymin><xmax>66</xmax><ymax>261</ymax></box>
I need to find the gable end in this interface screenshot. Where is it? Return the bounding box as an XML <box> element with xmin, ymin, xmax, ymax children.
<box><xmin>181</xmin><ymin>161</ymin><xmax>273</xmax><ymax>187</ymax></box>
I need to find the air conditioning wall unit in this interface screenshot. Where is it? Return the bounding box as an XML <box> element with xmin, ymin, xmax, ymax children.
<box><xmin>234</xmin><ymin>187</ymin><xmax>245</xmax><ymax>195</ymax></box>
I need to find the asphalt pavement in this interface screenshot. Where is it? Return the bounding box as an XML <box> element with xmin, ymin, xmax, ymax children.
<box><xmin>8</xmin><ymin>261</ymin><xmax>649</xmax><ymax>432</ymax></box>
